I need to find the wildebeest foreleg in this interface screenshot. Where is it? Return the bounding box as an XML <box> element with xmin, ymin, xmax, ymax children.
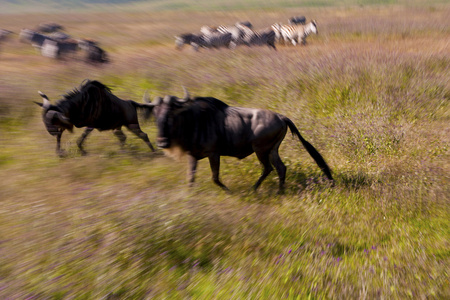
<box><xmin>77</xmin><ymin>127</ymin><xmax>94</xmax><ymax>155</ymax></box>
<box><xmin>55</xmin><ymin>132</ymin><xmax>65</xmax><ymax>157</ymax></box>
<box><xmin>253</xmin><ymin>152</ymin><xmax>273</xmax><ymax>191</ymax></box>
<box><xmin>113</xmin><ymin>128</ymin><xmax>127</xmax><ymax>147</ymax></box>
<box><xmin>208</xmin><ymin>154</ymin><xmax>230</xmax><ymax>192</ymax></box>
<box><xmin>127</xmin><ymin>124</ymin><xmax>155</xmax><ymax>152</ymax></box>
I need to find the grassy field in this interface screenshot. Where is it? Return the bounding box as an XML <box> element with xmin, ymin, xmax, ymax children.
<box><xmin>0</xmin><ymin>2</ymin><xmax>449</xmax><ymax>299</ymax></box>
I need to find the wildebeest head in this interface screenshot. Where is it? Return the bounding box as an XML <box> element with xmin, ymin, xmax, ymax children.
<box><xmin>148</xmin><ymin>87</ymin><xmax>191</xmax><ymax>149</ymax></box>
<box><xmin>34</xmin><ymin>91</ymin><xmax>73</xmax><ymax>136</ymax></box>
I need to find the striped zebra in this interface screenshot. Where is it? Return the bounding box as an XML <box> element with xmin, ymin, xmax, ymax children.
<box><xmin>234</xmin><ymin>23</ymin><xmax>276</xmax><ymax>49</ymax></box>
<box><xmin>275</xmin><ymin>20</ymin><xmax>318</xmax><ymax>46</ymax></box>
<box><xmin>216</xmin><ymin>21</ymin><xmax>253</xmax><ymax>46</ymax></box>
<box><xmin>199</xmin><ymin>26</ymin><xmax>234</xmax><ymax>49</ymax></box>
<box><xmin>175</xmin><ymin>33</ymin><xmax>203</xmax><ymax>51</ymax></box>
<box><xmin>175</xmin><ymin>31</ymin><xmax>232</xmax><ymax>51</ymax></box>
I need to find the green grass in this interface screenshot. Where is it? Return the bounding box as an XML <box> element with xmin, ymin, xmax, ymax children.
<box><xmin>0</xmin><ymin>3</ymin><xmax>449</xmax><ymax>299</ymax></box>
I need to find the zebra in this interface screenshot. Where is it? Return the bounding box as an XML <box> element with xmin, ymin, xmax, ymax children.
<box><xmin>216</xmin><ymin>21</ymin><xmax>253</xmax><ymax>46</ymax></box>
<box><xmin>276</xmin><ymin>20</ymin><xmax>318</xmax><ymax>46</ymax></box>
<box><xmin>271</xmin><ymin>23</ymin><xmax>284</xmax><ymax>44</ymax></box>
<box><xmin>234</xmin><ymin>23</ymin><xmax>276</xmax><ymax>49</ymax></box>
<box><xmin>176</xmin><ymin>29</ymin><xmax>232</xmax><ymax>51</ymax></box>
<box><xmin>288</xmin><ymin>16</ymin><xmax>306</xmax><ymax>25</ymax></box>
<box><xmin>175</xmin><ymin>33</ymin><xmax>204</xmax><ymax>51</ymax></box>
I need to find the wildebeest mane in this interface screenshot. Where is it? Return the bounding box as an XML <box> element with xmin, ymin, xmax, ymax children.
<box><xmin>55</xmin><ymin>80</ymin><xmax>121</xmax><ymax>129</ymax></box>
<box><xmin>172</xmin><ymin>97</ymin><xmax>229</xmax><ymax>151</ymax></box>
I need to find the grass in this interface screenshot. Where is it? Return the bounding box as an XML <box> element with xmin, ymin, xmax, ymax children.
<box><xmin>0</xmin><ymin>2</ymin><xmax>449</xmax><ymax>299</ymax></box>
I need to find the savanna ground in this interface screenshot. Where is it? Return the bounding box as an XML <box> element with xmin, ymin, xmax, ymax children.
<box><xmin>0</xmin><ymin>1</ymin><xmax>449</xmax><ymax>299</ymax></box>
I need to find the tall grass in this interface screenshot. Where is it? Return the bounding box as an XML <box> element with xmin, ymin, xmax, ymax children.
<box><xmin>0</xmin><ymin>4</ymin><xmax>449</xmax><ymax>299</ymax></box>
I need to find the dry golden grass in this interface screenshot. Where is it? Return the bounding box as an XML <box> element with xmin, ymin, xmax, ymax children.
<box><xmin>0</xmin><ymin>3</ymin><xmax>449</xmax><ymax>299</ymax></box>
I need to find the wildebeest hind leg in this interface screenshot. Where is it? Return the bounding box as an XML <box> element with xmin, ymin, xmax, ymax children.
<box><xmin>208</xmin><ymin>154</ymin><xmax>230</xmax><ymax>192</ymax></box>
<box><xmin>270</xmin><ymin>150</ymin><xmax>287</xmax><ymax>193</ymax></box>
<box><xmin>77</xmin><ymin>127</ymin><xmax>94</xmax><ymax>155</ymax></box>
<box><xmin>113</xmin><ymin>128</ymin><xmax>127</xmax><ymax>147</ymax></box>
<box><xmin>127</xmin><ymin>124</ymin><xmax>155</xmax><ymax>152</ymax></box>
<box><xmin>253</xmin><ymin>152</ymin><xmax>273</xmax><ymax>191</ymax></box>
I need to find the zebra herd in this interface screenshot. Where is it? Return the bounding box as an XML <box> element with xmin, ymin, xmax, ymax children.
<box><xmin>18</xmin><ymin>23</ymin><xmax>108</xmax><ymax>63</ymax></box>
<box><xmin>175</xmin><ymin>16</ymin><xmax>318</xmax><ymax>51</ymax></box>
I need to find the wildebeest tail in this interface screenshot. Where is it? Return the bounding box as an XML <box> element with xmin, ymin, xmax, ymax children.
<box><xmin>130</xmin><ymin>101</ymin><xmax>153</xmax><ymax>120</ymax></box>
<box><xmin>283</xmin><ymin>117</ymin><xmax>333</xmax><ymax>180</ymax></box>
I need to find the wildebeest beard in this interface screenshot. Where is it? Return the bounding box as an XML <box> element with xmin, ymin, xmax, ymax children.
<box><xmin>164</xmin><ymin>97</ymin><xmax>229</xmax><ymax>154</ymax></box>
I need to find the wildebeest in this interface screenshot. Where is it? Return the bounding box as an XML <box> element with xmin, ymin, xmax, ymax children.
<box><xmin>35</xmin><ymin>80</ymin><xmax>155</xmax><ymax>157</ymax></box>
<box><xmin>20</xmin><ymin>29</ymin><xmax>49</xmax><ymax>49</ymax></box>
<box><xmin>0</xmin><ymin>29</ymin><xmax>13</xmax><ymax>42</ymax></box>
<box><xmin>288</xmin><ymin>16</ymin><xmax>306</xmax><ymax>25</ymax></box>
<box><xmin>78</xmin><ymin>39</ymin><xmax>108</xmax><ymax>63</ymax></box>
<box><xmin>41</xmin><ymin>38</ymin><xmax>78</xmax><ymax>59</ymax></box>
<box><xmin>0</xmin><ymin>29</ymin><xmax>13</xmax><ymax>54</ymax></box>
<box><xmin>37</xmin><ymin>23</ymin><xmax>64</xmax><ymax>33</ymax></box>
<box><xmin>144</xmin><ymin>88</ymin><xmax>333</xmax><ymax>192</ymax></box>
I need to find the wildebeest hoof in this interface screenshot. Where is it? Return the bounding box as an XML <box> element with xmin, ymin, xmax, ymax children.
<box><xmin>222</xmin><ymin>187</ymin><xmax>232</xmax><ymax>194</ymax></box>
<box><xmin>57</xmin><ymin>150</ymin><xmax>67</xmax><ymax>158</ymax></box>
<box><xmin>80</xmin><ymin>150</ymin><xmax>87</xmax><ymax>156</ymax></box>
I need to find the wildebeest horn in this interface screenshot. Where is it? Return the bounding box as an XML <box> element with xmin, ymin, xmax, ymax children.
<box><xmin>183</xmin><ymin>86</ymin><xmax>189</xmax><ymax>101</ymax></box>
<box><xmin>175</xmin><ymin>86</ymin><xmax>190</xmax><ymax>103</ymax></box>
<box><xmin>45</xmin><ymin>110</ymin><xmax>72</xmax><ymax>127</ymax></box>
<box><xmin>38</xmin><ymin>91</ymin><xmax>50</xmax><ymax>109</ymax></box>
<box><xmin>142</xmin><ymin>90</ymin><xmax>151</xmax><ymax>104</ymax></box>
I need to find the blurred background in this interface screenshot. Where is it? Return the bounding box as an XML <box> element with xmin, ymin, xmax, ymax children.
<box><xmin>0</xmin><ymin>0</ymin><xmax>449</xmax><ymax>299</ymax></box>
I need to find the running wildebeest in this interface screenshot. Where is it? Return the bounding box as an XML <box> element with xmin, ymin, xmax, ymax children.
<box><xmin>35</xmin><ymin>80</ymin><xmax>155</xmax><ymax>157</ymax></box>
<box><xmin>0</xmin><ymin>29</ymin><xmax>13</xmax><ymax>54</ymax></box>
<box><xmin>288</xmin><ymin>16</ymin><xmax>306</xmax><ymax>25</ymax></box>
<box><xmin>37</xmin><ymin>23</ymin><xmax>64</xmax><ymax>33</ymax></box>
<box><xmin>78</xmin><ymin>39</ymin><xmax>108</xmax><ymax>63</ymax></box>
<box><xmin>144</xmin><ymin>88</ymin><xmax>333</xmax><ymax>193</ymax></box>
<box><xmin>0</xmin><ymin>29</ymin><xmax>13</xmax><ymax>42</ymax></box>
<box><xmin>20</xmin><ymin>29</ymin><xmax>50</xmax><ymax>49</ymax></box>
<box><xmin>41</xmin><ymin>38</ymin><xmax>78</xmax><ymax>59</ymax></box>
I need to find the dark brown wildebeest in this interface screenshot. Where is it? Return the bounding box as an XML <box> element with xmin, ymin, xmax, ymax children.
<box><xmin>78</xmin><ymin>39</ymin><xmax>108</xmax><ymax>63</ymax></box>
<box><xmin>35</xmin><ymin>80</ymin><xmax>155</xmax><ymax>157</ymax></box>
<box><xmin>37</xmin><ymin>23</ymin><xmax>64</xmax><ymax>33</ymax></box>
<box><xmin>144</xmin><ymin>89</ymin><xmax>333</xmax><ymax>193</ymax></box>
<box><xmin>288</xmin><ymin>16</ymin><xmax>306</xmax><ymax>25</ymax></box>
